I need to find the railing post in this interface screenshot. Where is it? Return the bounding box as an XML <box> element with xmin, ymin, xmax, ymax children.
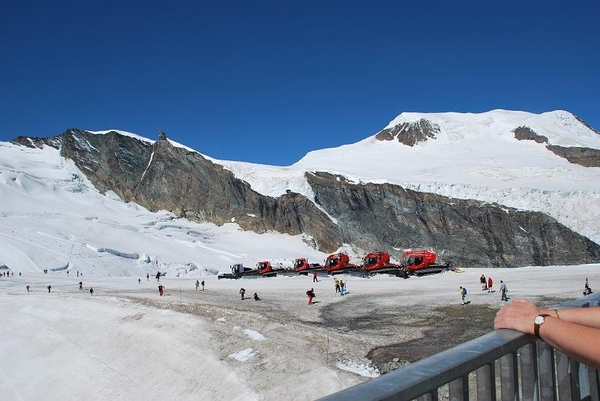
<box><xmin>520</xmin><ymin>343</ymin><xmax>536</xmax><ymax>401</ymax></box>
<box><xmin>587</xmin><ymin>366</ymin><xmax>600</xmax><ymax>401</ymax></box>
<box><xmin>555</xmin><ymin>351</ymin><xmax>573</xmax><ymax>401</ymax></box>
<box><xmin>578</xmin><ymin>363</ymin><xmax>597</xmax><ymax>401</ymax></box>
<box><xmin>476</xmin><ymin>363</ymin><xmax>496</xmax><ymax>401</ymax></box>
<box><xmin>449</xmin><ymin>376</ymin><xmax>467</xmax><ymax>401</ymax></box>
<box><xmin>500</xmin><ymin>352</ymin><xmax>519</xmax><ymax>401</ymax></box>
<box><xmin>417</xmin><ymin>392</ymin><xmax>436</xmax><ymax>401</ymax></box>
<box><xmin>537</xmin><ymin>341</ymin><xmax>555</xmax><ymax>401</ymax></box>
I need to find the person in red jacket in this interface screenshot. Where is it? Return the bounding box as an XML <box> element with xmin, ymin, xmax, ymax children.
<box><xmin>306</xmin><ymin>288</ymin><xmax>316</xmax><ymax>304</ymax></box>
<box><xmin>487</xmin><ymin>277</ymin><xmax>493</xmax><ymax>293</ymax></box>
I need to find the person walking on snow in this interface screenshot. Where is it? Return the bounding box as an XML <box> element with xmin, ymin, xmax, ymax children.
<box><xmin>47</xmin><ymin>285</ymin><xmax>52</xmax><ymax>293</ymax></box>
<box><xmin>460</xmin><ymin>286</ymin><xmax>467</xmax><ymax>304</ymax></box>
<box><xmin>239</xmin><ymin>288</ymin><xmax>246</xmax><ymax>300</ymax></box>
<box><xmin>158</xmin><ymin>284</ymin><xmax>165</xmax><ymax>296</ymax></box>
<box><xmin>201</xmin><ymin>280</ymin><xmax>205</xmax><ymax>291</ymax></box>
<box><xmin>339</xmin><ymin>280</ymin><xmax>346</xmax><ymax>296</ymax></box>
<box><xmin>89</xmin><ymin>287</ymin><xmax>94</xmax><ymax>295</ymax></box>
<box><xmin>487</xmin><ymin>277</ymin><xmax>493</xmax><ymax>293</ymax></box>
<box><xmin>480</xmin><ymin>274</ymin><xmax>487</xmax><ymax>291</ymax></box>
<box><xmin>195</xmin><ymin>280</ymin><xmax>200</xmax><ymax>290</ymax></box>
<box><xmin>500</xmin><ymin>280</ymin><xmax>508</xmax><ymax>301</ymax></box>
<box><xmin>313</xmin><ymin>270</ymin><xmax>319</xmax><ymax>282</ymax></box>
<box><xmin>306</xmin><ymin>288</ymin><xmax>316</xmax><ymax>304</ymax></box>
<box><xmin>584</xmin><ymin>278</ymin><xmax>593</xmax><ymax>296</ymax></box>
<box><xmin>146</xmin><ymin>272</ymin><xmax>150</xmax><ymax>281</ymax></box>
<box><xmin>334</xmin><ymin>278</ymin><xmax>340</xmax><ymax>293</ymax></box>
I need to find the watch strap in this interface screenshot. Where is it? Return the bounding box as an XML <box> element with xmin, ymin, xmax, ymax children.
<box><xmin>534</xmin><ymin>314</ymin><xmax>550</xmax><ymax>340</ymax></box>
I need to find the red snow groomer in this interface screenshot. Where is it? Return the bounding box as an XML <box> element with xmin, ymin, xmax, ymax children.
<box><xmin>292</xmin><ymin>257</ymin><xmax>325</xmax><ymax>275</ymax></box>
<box><xmin>323</xmin><ymin>252</ymin><xmax>361</xmax><ymax>275</ymax></box>
<box><xmin>400</xmin><ymin>249</ymin><xmax>451</xmax><ymax>277</ymax></box>
<box><xmin>361</xmin><ymin>251</ymin><xmax>404</xmax><ymax>277</ymax></box>
<box><xmin>256</xmin><ymin>261</ymin><xmax>285</xmax><ymax>277</ymax></box>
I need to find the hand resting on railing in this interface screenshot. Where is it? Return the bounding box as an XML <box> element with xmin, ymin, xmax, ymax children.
<box><xmin>494</xmin><ymin>299</ymin><xmax>600</xmax><ymax>370</ymax></box>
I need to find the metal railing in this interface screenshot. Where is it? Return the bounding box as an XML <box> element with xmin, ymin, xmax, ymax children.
<box><xmin>318</xmin><ymin>295</ymin><xmax>600</xmax><ymax>401</ymax></box>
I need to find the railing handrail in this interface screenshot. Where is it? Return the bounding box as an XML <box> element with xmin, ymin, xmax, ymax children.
<box><xmin>318</xmin><ymin>293</ymin><xmax>600</xmax><ymax>401</ymax></box>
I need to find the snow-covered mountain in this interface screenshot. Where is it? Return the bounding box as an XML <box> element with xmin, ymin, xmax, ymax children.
<box><xmin>217</xmin><ymin>110</ymin><xmax>600</xmax><ymax>243</ymax></box>
<box><xmin>1</xmin><ymin>109</ymin><xmax>599</xmax><ymax>277</ymax></box>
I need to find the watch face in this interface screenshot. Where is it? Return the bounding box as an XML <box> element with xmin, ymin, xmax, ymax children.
<box><xmin>534</xmin><ymin>315</ymin><xmax>545</xmax><ymax>325</ymax></box>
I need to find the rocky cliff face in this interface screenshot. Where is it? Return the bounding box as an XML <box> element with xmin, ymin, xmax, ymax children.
<box><xmin>306</xmin><ymin>172</ymin><xmax>600</xmax><ymax>267</ymax></box>
<box><xmin>55</xmin><ymin>130</ymin><xmax>344</xmax><ymax>252</ymax></box>
<box><xmin>12</xmin><ymin>129</ymin><xmax>600</xmax><ymax>267</ymax></box>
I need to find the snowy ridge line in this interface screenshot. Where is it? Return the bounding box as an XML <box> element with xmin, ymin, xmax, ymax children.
<box><xmin>383</xmin><ymin>110</ymin><xmax>600</xmax><ymax>149</ymax></box>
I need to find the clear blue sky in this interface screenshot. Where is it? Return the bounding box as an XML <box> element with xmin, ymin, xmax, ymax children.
<box><xmin>1</xmin><ymin>0</ymin><xmax>598</xmax><ymax>165</ymax></box>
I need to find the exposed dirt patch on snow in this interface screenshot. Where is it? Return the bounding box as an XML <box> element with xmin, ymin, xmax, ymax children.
<box><xmin>130</xmin><ymin>288</ymin><xmax>574</xmax><ymax>379</ymax></box>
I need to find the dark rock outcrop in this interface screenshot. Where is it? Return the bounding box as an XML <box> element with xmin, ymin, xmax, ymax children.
<box><xmin>513</xmin><ymin>126</ymin><xmax>600</xmax><ymax>167</ymax></box>
<box><xmin>375</xmin><ymin>119</ymin><xmax>440</xmax><ymax>146</ymax></box>
<box><xmin>513</xmin><ymin>126</ymin><xmax>548</xmax><ymax>143</ymax></box>
<box><xmin>545</xmin><ymin>145</ymin><xmax>600</xmax><ymax>168</ymax></box>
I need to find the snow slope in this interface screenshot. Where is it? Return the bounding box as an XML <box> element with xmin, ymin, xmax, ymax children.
<box><xmin>0</xmin><ymin>142</ymin><xmax>325</xmax><ymax>276</ymax></box>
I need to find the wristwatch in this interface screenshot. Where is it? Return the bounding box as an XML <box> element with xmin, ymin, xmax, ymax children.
<box><xmin>534</xmin><ymin>314</ymin><xmax>550</xmax><ymax>340</ymax></box>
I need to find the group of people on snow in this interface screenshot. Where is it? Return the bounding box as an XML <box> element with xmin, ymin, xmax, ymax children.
<box><xmin>238</xmin><ymin>287</ymin><xmax>261</xmax><ymax>301</ymax></box>
<box><xmin>479</xmin><ymin>274</ymin><xmax>493</xmax><ymax>293</ymax></box>
<box><xmin>333</xmin><ymin>278</ymin><xmax>346</xmax><ymax>295</ymax></box>
<box><xmin>462</xmin><ymin>275</ymin><xmax>509</xmax><ymax>304</ymax></box>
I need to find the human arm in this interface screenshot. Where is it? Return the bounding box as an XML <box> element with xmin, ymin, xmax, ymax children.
<box><xmin>538</xmin><ymin>306</ymin><xmax>600</xmax><ymax>329</ymax></box>
<box><xmin>494</xmin><ymin>299</ymin><xmax>600</xmax><ymax>369</ymax></box>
